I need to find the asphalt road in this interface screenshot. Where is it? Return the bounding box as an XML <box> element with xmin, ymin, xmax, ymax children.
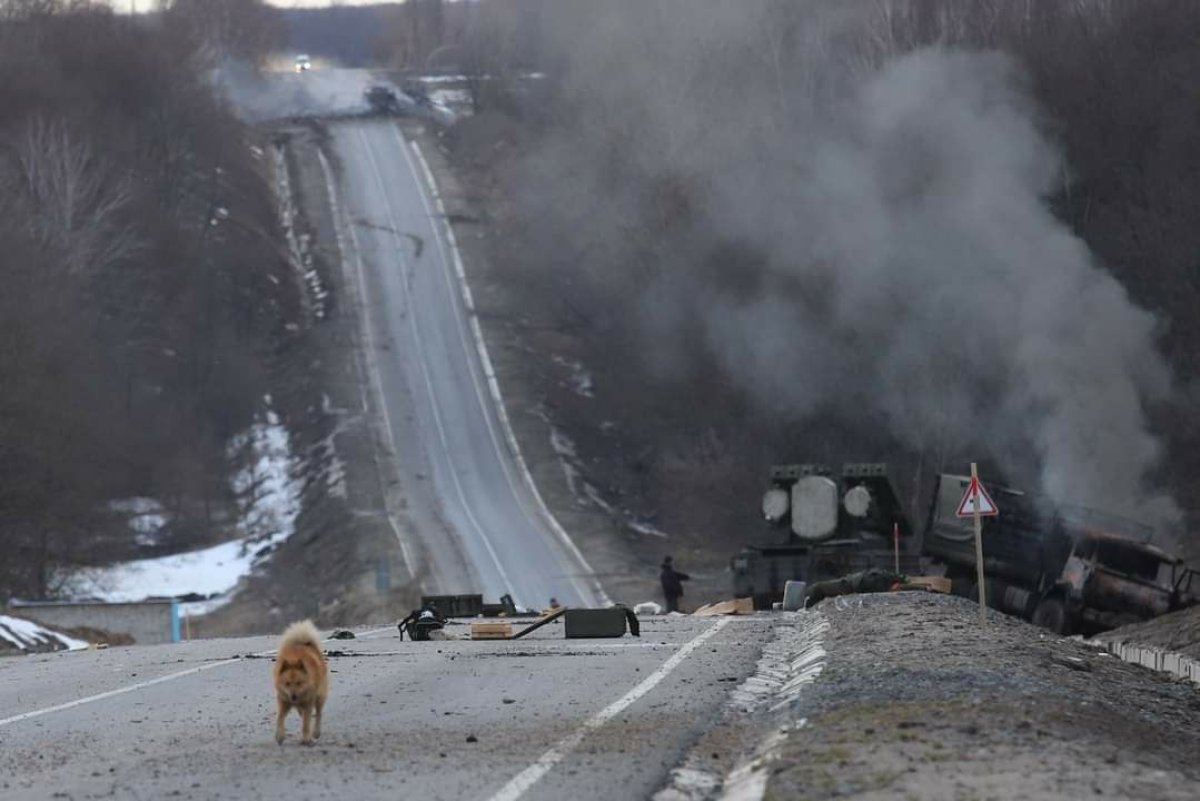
<box><xmin>0</xmin><ymin>616</ymin><xmax>771</xmax><ymax>800</ymax></box>
<box><xmin>320</xmin><ymin>119</ymin><xmax>605</xmax><ymax>609</ymax></box>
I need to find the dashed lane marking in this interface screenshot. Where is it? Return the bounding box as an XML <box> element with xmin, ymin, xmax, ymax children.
<box><xmin>485</xmin><ymin>618</ymin><xmax>731</xmax><ymax>801</ymax></box>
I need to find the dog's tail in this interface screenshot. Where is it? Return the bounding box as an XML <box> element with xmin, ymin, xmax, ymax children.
<box><xmin>278</xmin><ymin>619</ymin><xmax>322</xmax><ymax>652</ymax></box>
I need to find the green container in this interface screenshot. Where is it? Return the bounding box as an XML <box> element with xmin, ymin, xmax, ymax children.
<box><xmin>564</xmin><ymin>608</ymin><xmax>628</xmax><ymax>638</ymax></box>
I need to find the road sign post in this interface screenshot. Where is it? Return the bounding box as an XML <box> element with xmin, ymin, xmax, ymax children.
<box><xmin>955</xmin><ymin>463</ymin><xmax>999</xmax><ymax>627</ymax></box>
<box><xmin>971</xmin><ymin>463</ymin><xmax>986</xmax><ymax>625</ymax></box>
<box><xmin>893</xmin><ymin>522</ymin><xmax>900</xmax><ymax>575</ymax></box>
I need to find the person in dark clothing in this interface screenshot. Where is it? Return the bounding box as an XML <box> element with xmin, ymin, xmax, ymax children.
<box><xmin>660</xmin><ymin>556</ymin><xmax>690</xmax><ymax>613</ymax></box>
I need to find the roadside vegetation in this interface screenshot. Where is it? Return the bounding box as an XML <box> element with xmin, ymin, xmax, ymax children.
<box><xmin>0</xmin><ymin>0</ymin><xmax>295</xmax><ymax>600</ymax></box>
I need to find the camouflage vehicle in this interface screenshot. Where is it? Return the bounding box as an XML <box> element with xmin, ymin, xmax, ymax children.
<box><xmin>923</xmin><ymin>473</ymin><xmax>1199</xmax><ymax>634</ymax></box>
<box><xmin>731</xmin><ymin>463</ymin><xmax>922</xmax><ymax>608</ymax></box>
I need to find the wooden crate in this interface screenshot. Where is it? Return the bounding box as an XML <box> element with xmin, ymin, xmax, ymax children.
<box><xmin>470</xmin><ymin>621</ymin><xmax>513</xmax><ymax>640</ymax></box>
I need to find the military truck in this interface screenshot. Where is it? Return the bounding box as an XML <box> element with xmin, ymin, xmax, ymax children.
<box><xmin>731</xmin><ymin>463</ymin><xmax>923</xmax><ymax>608</ymax></box>
<box><xmin>923</xmin><ymin>473</ymin><xmax>1198</xmax><ymax>634</ymax></box>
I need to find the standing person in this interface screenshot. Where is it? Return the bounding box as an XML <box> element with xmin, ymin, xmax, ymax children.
<box><xmin>660</xmin><ymin>556</ymin><xmax>690</xmax><ymax>613</ymax></box>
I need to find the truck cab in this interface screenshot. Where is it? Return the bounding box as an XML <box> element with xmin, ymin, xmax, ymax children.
<box><xmin>1055</xmin><ymin>532</ymin><xmax>1197</xmax><ymax>633</ymax></box>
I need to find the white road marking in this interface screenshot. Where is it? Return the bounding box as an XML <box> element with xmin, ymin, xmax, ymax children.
<box><xmin>399</xmin><ymin>131</ymin><xmax>608</xmax><ymax>607</ymax></box>
<box><xmin>485</xmin><ymin>619</ymin><xmax>731</xmax><ymax>801</ymax></box>
<box><xmin>0</xmin><ymin>658</ymin><xmax>241</xmax><ymax>728</ymax></box>
<box><xmin>0</xmin><ymin>626</ymin><xmax>395</xmax><ymax>728</ymax></box>
<box><xmin>316</xmin><ymin>147</ymin><xmax>419</xmax><ymax>582</ymax></box>
<box><xmin>356</xmin><ymin>127</ymin><xmax>521</xmax><ymax>607</ymax></box>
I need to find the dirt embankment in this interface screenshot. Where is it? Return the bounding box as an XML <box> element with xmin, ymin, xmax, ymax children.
<box><xmin>765</xmin><ymin>593</ymin><xmax>1200</xmax><ymax>800</ymax></box>
<box><xmin>194</xmin><ymin>123</ymin><xmax>418</xmax><ymax>637</ymax></box>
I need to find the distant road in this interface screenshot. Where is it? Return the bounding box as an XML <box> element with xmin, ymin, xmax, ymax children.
<box><xmin>321</xmin><ymin>119</ymin><xmax>604</xmax><ymax>609</ymax></box>
<box><xmin>0</xmin><ymin>617</ymin><xmax>768</xmax><ymax>799</ymax></box>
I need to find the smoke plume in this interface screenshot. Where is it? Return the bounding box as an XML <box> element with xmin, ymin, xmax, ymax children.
<box><xmin>213</xmin><ymin>61</ymin><xmax>406</xmax><ymax>122</ymax></box>
<box><xmin>518</xmin><ymin>1</ymin><xmax>1178</xmax><ymax>528</ymax></box>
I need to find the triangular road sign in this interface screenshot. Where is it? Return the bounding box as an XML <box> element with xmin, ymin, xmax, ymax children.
<box><xmin>955</xmin><ymin>477</ymin><xmax>999</xmax><ymax>517</ymax></box>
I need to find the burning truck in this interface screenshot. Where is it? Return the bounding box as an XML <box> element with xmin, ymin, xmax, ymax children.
<box><xmin>924</xmin><ymin>473</ymin><xmax>1198</xmax><ymax>635</ymax></box>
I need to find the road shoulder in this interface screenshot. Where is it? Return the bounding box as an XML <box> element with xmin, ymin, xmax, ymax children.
<box><xmin>761</xmin><ymin>593</ymin><xmax>1200</xmax><ymax>800</ymax></box>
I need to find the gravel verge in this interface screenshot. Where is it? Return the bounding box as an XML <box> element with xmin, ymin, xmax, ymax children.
<box><xmin>760</xmin><ymin>592</ymin><xmax>1200</xmax><ymax>800</ymax></box>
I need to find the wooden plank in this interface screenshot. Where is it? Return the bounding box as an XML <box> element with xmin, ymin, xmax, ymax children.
<box><xmin>509</xmin><ymin>607</ymin><xmax>568</xmax><ymax>640</ymax></box>
<box><xmin>903</xmin><ymin>576</ymin><xmax>952</xmax><ymax>594</ymax></box>
<box><xmin>693</xmin><ymin>597</ymin><xmax>754</xmax><ymax>617</ymax></box>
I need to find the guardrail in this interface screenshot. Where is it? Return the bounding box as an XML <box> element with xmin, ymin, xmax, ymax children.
<box><xmin>1099</xmin><ymin>639</ymin><xmax>1200</xmax><ymax>685</ymax></box>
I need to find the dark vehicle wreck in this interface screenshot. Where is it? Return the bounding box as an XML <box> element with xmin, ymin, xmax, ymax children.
<box><xmin>734</xmin><ymin>464</ymin><xmax>1198</xmax><ymax>634</ymax></box>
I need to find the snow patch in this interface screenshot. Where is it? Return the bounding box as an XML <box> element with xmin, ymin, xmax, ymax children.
<box><xmin>109</xmin><ymin>497</ymin><xmax>169</xmax><ymax>547</ymax></box>
<box><xmin>64</xmin><ymin>402</ymin><xmax>301</xmax><ymax>616</ymax></box>
<box><xmin>552</xmin><ymin>355</ymin><xmax>595</xmax><ymax>398</ymax></box>
<box><xmin>429</xmin><ymin>88</ymin><xmax>472</xmax><ymax>109</ymax></box>
<box><xmin>0</xmin><ymin>615</ymin><xmax>88</xmax><ymax>652</ymax></box>
<box><xmin>628</xmin><ymin>519</ymin><xmax>670</xmax><ymax>539</ymax></box>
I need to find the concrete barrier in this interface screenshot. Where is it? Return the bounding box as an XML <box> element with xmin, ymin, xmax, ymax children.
<box><xmin>6</xmin><ymin>599</ymin><xmax>180</xmax><ymax>645</ymax></box>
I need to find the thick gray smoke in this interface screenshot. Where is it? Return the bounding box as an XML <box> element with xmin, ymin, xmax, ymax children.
<box><xmin>521</xmin><ymin>2</ymin><xmax>1178</xmax><ymax>528</ymax></box>
<box><xmin>213</xmin><ymin>61</ymin><xmax>405</xmax><ymax>122</ymax></box>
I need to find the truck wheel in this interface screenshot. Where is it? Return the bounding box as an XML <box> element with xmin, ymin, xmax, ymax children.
<box><xmin>1032</xmin><ymin>597</ymin><xmax>1071</xmax><ymax>635</ymax></box>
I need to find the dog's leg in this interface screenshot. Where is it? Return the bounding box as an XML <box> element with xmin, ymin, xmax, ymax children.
<box><xmin>313</xmin><ymin>695</ymin><xmax>324</xmax><ymax>740</ymax></box>
<box><xmin>300</xmin><ymin>704</ymin><xmax>314</xmax><ymax>745</ymax></box>
<box><xmin>275</xmin><ymin>698</ymin><xmax>289</xmax><ymax>745</ymax></box>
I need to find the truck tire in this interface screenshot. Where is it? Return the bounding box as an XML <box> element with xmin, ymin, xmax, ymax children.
<box><xmin>1032</xmin><ymin>597</ymin><xmax>1071</xmax><ymax>635</ymax></box>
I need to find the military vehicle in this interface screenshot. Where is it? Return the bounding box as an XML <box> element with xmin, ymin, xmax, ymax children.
<box><xmin>923</xmin><ymin>473</ymin><xmax>1198</xmax><ymax>634</ymax></box>
<box><xmin>364</xmin><ymin>85</ymin><xmax>403</xmax><ymax>115</ymax></box>
<box><xmin>731</xmin><ymin>463</ymin><xmax>923</xmax><ymax>608</ymax></box>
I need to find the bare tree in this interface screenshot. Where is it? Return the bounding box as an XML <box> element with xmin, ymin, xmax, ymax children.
<box><xmin>12</xmin><ymin>116</ymin><xmax>141</xmax><ymax>275</ymax></box>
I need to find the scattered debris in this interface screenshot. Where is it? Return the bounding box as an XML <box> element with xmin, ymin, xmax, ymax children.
<box><xmin>329</xmin><ymin>629</ymin><xmax>356</xmax><ymax>640</ymax></box>
<box><xmin>420</xmin><ymin>594</ymin><xmax>519</xmax><ymax>618</ymax></box>
<box><xmin>427</xmin><ymin>629</ymin><xmax>465</xmax><ymax>641</ymax></box>
<box><xmin>398</xmin><ymin>605</ymin><xmax>447</xmax><ymax>641</ymax></box>
<box><xmin>1048</xmin><ymin>653</ymin><xmax>1094</xmax><ymax>672</ymax></box>
<box><xmin>564</xmin><ymin>607</ymin><xmax>640</xmax><ymax>638</ymax></box>
<box><xmin>634</xmin><ymin>601</ymin><xmax>664</xmax><ymax>616</ymax></box>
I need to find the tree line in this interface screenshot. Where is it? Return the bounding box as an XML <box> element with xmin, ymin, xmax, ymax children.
<box><xmin>0</xmin><ymin>0</ymin><xmax>297</xmax><ymax>598</ymax></box>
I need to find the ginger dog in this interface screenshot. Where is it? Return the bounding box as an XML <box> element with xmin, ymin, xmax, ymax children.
<box><xmin>272</xmin><ymin>620</ymin><xmax>329</xmax><ymax>745</ymax></box>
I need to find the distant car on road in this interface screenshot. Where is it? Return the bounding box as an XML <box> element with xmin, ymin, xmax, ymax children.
<box><xmin>294</xmin><ymin>54</ymin><xmax>312</xmax><ymax>73</ymax></box>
